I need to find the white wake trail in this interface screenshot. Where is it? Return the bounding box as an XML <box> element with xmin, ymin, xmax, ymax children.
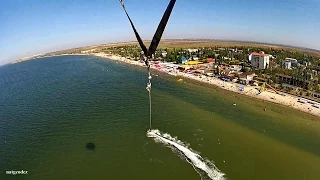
<box><xmin>147</xmin><ymin>129</ymin><xmax>226</xmax><ymax>180</ymax></box>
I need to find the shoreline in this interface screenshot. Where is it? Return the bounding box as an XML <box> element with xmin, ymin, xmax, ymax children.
<box><xmin>14</xmin><ymin>53</ymin><xmax>320</xmax><ymax>118</ymax></box>
<box><xmin>91</xmin><ymin>53</ymin><xmax>320</xmax><ymax>118</ymax></box>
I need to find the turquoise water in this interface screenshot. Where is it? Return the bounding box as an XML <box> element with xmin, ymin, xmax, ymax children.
<box><xmin>1</xmin><ymin>55</ymin><xmax>320</xmax><ymax>180</ymax></box>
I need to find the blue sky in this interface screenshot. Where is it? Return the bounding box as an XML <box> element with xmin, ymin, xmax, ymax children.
<box><xmin>0</xmin><ymin>0</ymin><xmax>319</xmax><ymax>65</ymax></box>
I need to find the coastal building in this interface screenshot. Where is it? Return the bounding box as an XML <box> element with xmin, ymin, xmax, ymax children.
<box><xmin>275</xmin><ymin>73</ymin><xmax>311</xmax><ymax>89</ymax></box>
<box><xmin>240</xmin><ymin>72</ymin><xmax>255</xmax><ymax>81</ymax></box>
<box><xmin>284</xmin><ymin>58</ymin><xmax>298</xmax><ymax>67</ymax></box>
<box><xmin>239</xmin><ymin>78</ymin><xmax>250</xmax><ymax>85</ymax></box>
<box><xmin>275</xmin><ymin>74</ymin><xmax>293</xmax><ymax>84</ymax></box>
<box><xmin>238</xmin><ymin>72</ymin><xmax>256</xmax><ymax>85</ymax></box>
<box><xmin>281</xmin><ymin>83</ymin><xmax>300</xmax><ymax>92</ymax></box>
<box><xmin>161</xmin><ymin>51</ymin><xmax>167</xmax><ymax>57</ymax></box>
<box><xmin>206</xmin><ymin>58</ymin><xmax>215</xmax><ymax>63</ymax></box>
<box><xmin>230</xmin><ymin>65</ymin><xmax>242</xmax><ymax>72</ymax></box>
<box><xmin>187</xmin><ymin>49</ymin><xmax>198</xmax><ymax>53</ymax></box>
<box><xmin>281</xmin><ymin>59</ymin><xmax>292</xmax><ymax>69</ymax></box>
<box><xmin>250</xmin><ymin>52</ymin><xmax>270</xmax><ymax>69</ymax></box>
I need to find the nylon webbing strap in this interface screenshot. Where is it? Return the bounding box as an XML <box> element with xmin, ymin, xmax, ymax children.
<box><xmin>119</xmin><ymin>0</ymin><xmax>176</xmax><ymax>59</ymax></box>
<box><xmin>119</xmin><ymin>0</ymin><xmax>176</xmax><ymax>130</ymax></box>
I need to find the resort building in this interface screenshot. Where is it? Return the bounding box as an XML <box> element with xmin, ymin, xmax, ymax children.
<box><xmin>281</xmin><ymin>83</ymin><xmax>300</xmax><ymax>92</ymax></box>
<box><xmin>161</xmin><ymin>51</ymin><xmax>168</xmax><ymax>57</ymax></box>
<box><xmin>187</xmin><ymin>49</ymin><xmax>198</xmax><ymax>53</ymax></box>
<box><xmin>250</xmin><ymin>52</ymin><xmax>270</xmax><ymax>69</ymax></box>
<box><xmin>281</xmin><ymin>59</ymin><xmax>292</xmax><ymax>69</ymax></box>
<box><xmin>239</xmin><ymin>72</ymin><xmax>256</xmax><ymax>85</ymax></box>
<box><xmin>275</xmin><ymin>73</ymin><xmax>312</xmax><ymax>89</ymax></box>
<box><xmin>240</xmin><ymin>72</ymin><xmax>255</xmax><ymax>81</ymax></box>
<box><xmin>285</xmin><ymin>58</ymin><xmax>298</xmax><ymax>67</ymax></box>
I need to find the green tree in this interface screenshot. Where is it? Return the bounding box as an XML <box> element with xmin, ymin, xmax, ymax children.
<box><xmin>308</xmin><ymin>84</ymin><xmax>314</xmax><ymax>91</ymax></box>
<box><xmin>316</xmin><ymin>84</ymin><xmax>320</xmax><ymax>93</ymax></box>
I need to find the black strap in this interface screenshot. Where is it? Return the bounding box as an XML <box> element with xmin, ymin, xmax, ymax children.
<box><xmin>119</xmin><ymin>0</ymin><xmax>148</xmax><ymax>56</ymax></box>
<box><xmin>147</xmin><ymin>0</ymin><xmax>176</xmax><ymax>57</ymax></box>
<box><xmin>119</xmin><ymin>0</ymin><xmax>176</xmax><ymax>59</ymax></box>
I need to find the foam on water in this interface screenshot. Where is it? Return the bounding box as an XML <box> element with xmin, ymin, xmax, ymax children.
<box><xmin>147</xmin><ymin>129</ymin><xmax>225</xmax><ymax>180</ymax></box>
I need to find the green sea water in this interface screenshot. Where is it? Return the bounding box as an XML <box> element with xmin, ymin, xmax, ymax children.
<box><xmin>1</xmin><ymin>55</ymin><xmax>320</xmax><ymax>180</ymax></box>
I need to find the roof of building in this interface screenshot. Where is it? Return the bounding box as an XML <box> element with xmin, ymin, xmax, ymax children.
<box><xmin>251</xmin><ymin>52</ymin><xmax>269</xmax><ymax>57</ymax></box>
<box><xmin>240</xmin><ymin>72</ymin><xmax>255</xmax><ymax>76</ymax></box>
<box><xmin>285</xmin><ymin>58</ymin><xmax>297</xmax><ymax>61</ymax></box>
<box><xmin>207</xmin><ymin>58</ymin><xmax>215</xmax><ymax>62</ymax></box>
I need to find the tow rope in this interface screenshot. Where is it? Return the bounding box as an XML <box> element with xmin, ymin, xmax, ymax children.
<box><xmin>119</xmin><ymin>0</ymin><xmax>176</xmax><ymax>130</ymax></box>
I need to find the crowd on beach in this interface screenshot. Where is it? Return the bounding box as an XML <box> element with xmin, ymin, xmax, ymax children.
<box><xmin>93</xmin><ymin>53</ymin><xmax>320</xmax><ymax>118</ymax></box>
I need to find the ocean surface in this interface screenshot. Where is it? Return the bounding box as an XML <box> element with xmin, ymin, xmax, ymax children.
<box><xmin>0</xmin><ymin>55</ymin><xmax>320</xmax><ymax>180</ymax></box>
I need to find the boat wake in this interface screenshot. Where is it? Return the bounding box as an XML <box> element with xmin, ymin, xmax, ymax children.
<box><xmin>147</xmin><ymin>129</ymin><xmax>225</xmax><ymax>180</ymax></box>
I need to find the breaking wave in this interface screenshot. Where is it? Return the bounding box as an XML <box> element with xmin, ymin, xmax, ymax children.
<box><xmin>147</xmin><ymin>129</ymin><xmax>225</xmax><ymax>180</ymax></box>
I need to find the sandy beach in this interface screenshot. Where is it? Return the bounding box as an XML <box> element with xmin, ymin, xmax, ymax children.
<box><xmin>92</xmin><ymin>53</ymin><xmax>320</xmax><ymax>118</ymax></box>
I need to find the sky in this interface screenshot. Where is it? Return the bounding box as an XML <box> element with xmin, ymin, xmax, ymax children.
<box><xmin>0</xmin><ymin>0</ymin><xmax>320</xmax><ymax>65</ymax></box>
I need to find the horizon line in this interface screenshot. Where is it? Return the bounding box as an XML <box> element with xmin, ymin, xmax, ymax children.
<box><xmin>57</xmin><ymin>39</ymin><xmax>320</xmax><ymax>53</ymax></box>
<box><xmin>9</xmin><ymin>38</ymin><xmax>320</xmax><ymax>64</ymax></box>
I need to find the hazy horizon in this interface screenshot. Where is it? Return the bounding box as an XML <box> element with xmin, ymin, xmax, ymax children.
<box><xmin>1</xmin><ymin>0</ymin><xmax>320</xmax><ymax>65</ymax></box>
<box><xmin>24</xmin><ymin>38</ymin><xmax>320</xmax><ymax>55</ymax></box>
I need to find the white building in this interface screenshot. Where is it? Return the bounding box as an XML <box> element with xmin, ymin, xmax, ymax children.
<box><xmin>250</xmin><ymin>52</ymin><xmax>270</xmax><ymax>69</ymax></box>
<box><xmin>284</xmin><ymin>58</ymin><xmax>298</xmax><ymax>67</ymax></box>
<box><xmin>187</xmin><ymin>49</ymin><xmax>198</xmax><ymax>53</ymax></box>
<box><xmin>230</xmin><ymin>65</ymin><xmax>242</xmax><ymax>72</ymax></box>
<box><xmin>284</xmin><ymin>60</ymin><xmax>291</xmax><ymax>69</ymax></box>
<box><xmin>161</xmin><ymin>51</ymin><xmax>167</xmax><ymax>57</ymax></box>
<box><xmin>281</xmin><ymin>59</ymin><xmax>293</xmax><ymax>69</ymax></box>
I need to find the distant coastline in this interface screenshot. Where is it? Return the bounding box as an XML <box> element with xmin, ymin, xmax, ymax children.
<box><xmin>11</xmin><ymin>39</ymin><xmax>320</xmax><ymax>64</ymax></box>
<box><xmin>9</xmin><ymin>39</ymin><xmax>320</xmax><ymax>118</ymax></box>
<box><xmin>9</xmin><ymin>51</ymin><xmax>320</xmax><ymax>118</ymax></box>
<box><xmin>11</xmin><ymin>53</ymin><xmax>86</xmax><ymax>64</ymax></box>
<box><xmin>90</xmin><ymin>52</ymin><xmax>320</xmax><ymax>118</ymax></box>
